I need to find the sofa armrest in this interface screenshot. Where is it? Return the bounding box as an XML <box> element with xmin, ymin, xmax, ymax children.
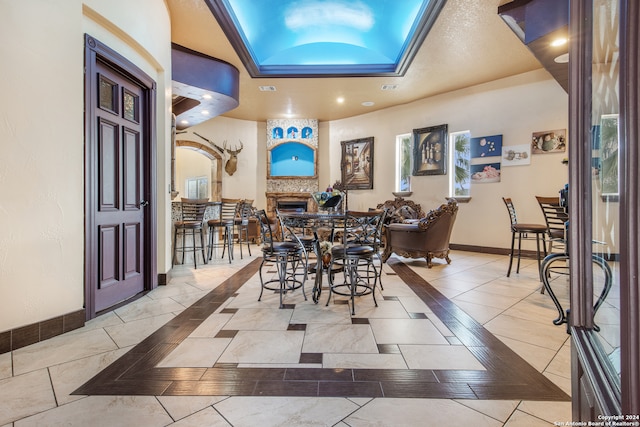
<box><xmin>387</xmin><ymin>222</ymin><xmax>421</xmax><ymax>232</ymax></box>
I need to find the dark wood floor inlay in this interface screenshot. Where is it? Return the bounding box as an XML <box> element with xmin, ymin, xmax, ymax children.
<box><xmin>74</xmin><ymin>257</ymin><xmax>570</xmax><ymax>401</ymax></box>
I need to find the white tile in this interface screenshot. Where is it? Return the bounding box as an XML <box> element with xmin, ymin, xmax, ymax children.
<box><xmin>449</xmin><ymin>300</ymin><xmax>505</xmax><ymax>324</ymax></box>
<box><xmin>0</xmin><ymin>352</ymin><xmax>11</xmax><ymax>380</ymax></box>
<box><xmin>302</xmin><ymin>324</ymin><xmax>378</xmax><ymax>354</ymax></box>
<box><xmin>157</xmin><ymin>396</ymin><xmax>227</xmax><ymax>422</ymax></box>
<box><xmin>223</xmin><ymin>308</ymin><xmax>292</xmax><ymax>330</ymax></box>
<box><xmin>399</xmin><ymin>344</ymin><xmax>485</xmax><ymax>370</ymax></box>
<box><xmin>168</xmin><ymin>406</ymin><xmax>231</xmax><ymax>426</ymax></box>
<box><xmin>455</xmin><ymin>400</ymin><xmax>520</xmax><ymax>423</ymax></box>
<box><xmin>14</xmin><ymin>396</ymin><xmax>173</xmax><ymax>427</ymax></box>
<box><xmin>189</xmin><ymin>313</ymin><xmax>234</xmax><ymax>338</ymax></box>
<box><xmin>344</xmin><ymin>398</ymin><xmax>502</xmax><ymax>426</ymax></box>
<box><xmin>214</xmin><ymin>396</ymin><xmax>359</xmax><ymax>427</ymax></box>
<box><xmin>49</xmin><ymin>346</ymin><xmax>131</xmax><ymax>405</ymax></box>
<box><xmin>114</xmin><ymin>295</ymin><xmax>186</xmax><ymax>323</ymax></box>
<box><xmin>517</xmin><ymin>401</ymin><xmax>572</xmax><ymax>424</ymax></box>
<box><xmin>0</xmin><ymin>369</ymin><xmax>56</xmax><ymax>425</ymax></box>
<box><xmin>13</xmin><ymin>328</ymin><xmax>118</xmax><ymax>375</ymax></box>
<box><xmin>496</xmin><ymin>335</ymin><xmax>558</xmax><ymax>373</ymax></box>
<box><xmin>323</xmin><ymin>353</ymin><xmax>408</xmax><ymax>369</ymax></box>
<box><xmin>369</xmin><ymin>318</ymin><xmax>448</xmax><ymax>345</ymax></box>
<box><xmin>104</xmin><ymin>313</ymin><xmax>176</xmax><ymax>348</ymax></box>
<box><xmin>484</xmin><ymin>314</ymin><xmax>568</xmax><ymax>350</ymax></box>
<box><xmin>504</xmin><ymin>409</ymin><xmax>551</xmax><ymax>426</ymax></box>
<box><xmin>289</xmin><ymin>302</ymin><xmax>352</xmax><ymax>325</ymax></box>
<box><xmin>218</xmin><ymin>330</ymin><xmax>304</xmax><ymax>364</ymax></box>
<box><xmin>157</xmin><ymin>337</ymin><xmax>231</xmax><ymax>367</ymax></box>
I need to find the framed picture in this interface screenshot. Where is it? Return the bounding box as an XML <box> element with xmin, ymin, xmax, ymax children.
<box><xmin>413</xmin><ymin>124</ymin><xmax>448</xmax><ymax>176</ymax></box>
<box><xmin>599</xmin><ymin>114</ymin><xmax>619</xmax><ymax>198</ymax></box>
<box><xmin>531</xmin><ymin>129</ymin><xmax>567</xmax><ymax>154</ymax></box>
<box><xmin>470</xmin><ymin>134</ymin><xmax>502</xmax><ymax>159</ymax></box>
<box><xmin>502</xmin><ymin>143</ymin><xmax>531</xmax><ymax>166</ymax></box>
<box><xmin>341</xmin><ymin>137</ymin><xmax>374</xmax><ymax>190</ymax></box>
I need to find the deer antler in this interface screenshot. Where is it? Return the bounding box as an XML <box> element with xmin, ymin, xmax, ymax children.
<box><xmin>193</xmin><ymin>132</ymin><xmax>225</xmax><ymax>155</ymax></box>
<box><xmin>226</xmin><ymin>140</ymin><xmax>243</xmax><ymax>156</ymax></box>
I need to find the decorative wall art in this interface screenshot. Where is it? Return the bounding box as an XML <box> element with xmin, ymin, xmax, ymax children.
<box><xmin>469</xmin><ymin>134</ymin><xmax>502</xmax><ymax>183</ymax></box>
<box><xmin>413</xmin><ymin>124</ymin><xmax>448</xmax><ymax>176</ymax></box>
<box><xmin>266</xmin><ymin>119</ymin><xmax>319</xmax><ymax>192</ymax></box>
<box><xmin>470</xmin><ymin>134</ymin><xmax>502</xmax><ymax>159</ymax></box>
<box><xmin>531</xmin><ymin>129</ymin><xmax>567</xmax><ymax>154</ymax></box>
<box><xmin>502</xmin><ymin>143</ymin><xmax>532</xmax><ymax>166</ymax></box>
<box><xmin>598</xmin><ymin>114</ymin><xmax>619</xmax><ymax>197</ymax></box>
<box><xmin>471</xmin><ymin>162</ymin><xmax>501</xmax><ymax>183</ymax></box>
<box><xmin>341</xmin><ymin>137</ymin><xmax>374</xmax><ymax>190</ymax></box>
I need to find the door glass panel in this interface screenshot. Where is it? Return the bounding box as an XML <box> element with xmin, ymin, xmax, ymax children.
<box><xmin>99</xmin><ymin>75</ymin><xmax>117</xmax><ymax>112</ymax></box>
<box><xmin>123</xmin><ymin>89</ymin><xmax>139</xmax><ymax>123</ymax></box>
<box><xmin>591</xmin><ymin>0</ymin><xmax>620</xmax><ymax>383</ymax></box>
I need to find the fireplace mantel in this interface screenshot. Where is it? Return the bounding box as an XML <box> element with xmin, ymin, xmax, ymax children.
<box><xmin>266</xmin><ymin>192</ymin><xmax>316</xmax><ymax>217</ymax></box>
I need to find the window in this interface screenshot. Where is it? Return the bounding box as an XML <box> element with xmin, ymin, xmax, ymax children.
<box><xmin>185</xmin><ymin>176</ymin><xmax>208</xmax><ymax>199</ymax></box>
<box><xmin>449</xmin><ymin>130</ymin><xmax>471</xmax><ymax>198</ymax></box>
<box><xmin>395</xmin><ymin>133</ymin><xmax>412</xmax><ymax>192</ymax></box>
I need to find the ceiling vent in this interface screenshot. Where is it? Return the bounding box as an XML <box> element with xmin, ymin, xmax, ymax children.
<box><xmin>259</xmin><ymin>85</ymin><xmax>277</xmax><ymax>92</ymax></box>
<box><xmin>381</xmin><ymin>84</ymin><xmax>399</xmax><ymax>90</ymax></box>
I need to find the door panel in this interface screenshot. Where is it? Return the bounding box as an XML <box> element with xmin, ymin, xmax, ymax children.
<box><xmin>94</xmin><ymin>60</ymin><xmax>145</xmax><ymax>311</ymax></box>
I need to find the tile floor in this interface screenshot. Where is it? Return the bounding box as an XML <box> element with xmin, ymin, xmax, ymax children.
<box><xmin>0</xmin><ymin>248</ymin><xmax>574</xmax><ymax>426</ymax></box>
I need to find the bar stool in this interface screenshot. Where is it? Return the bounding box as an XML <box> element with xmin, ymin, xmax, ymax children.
<box><xmin>172</xmin><ymin>198</ymin><xmax>209</xmax><ymax>268</ymax></box>
<box><xmin>255</xmin><ymin>209</ymin><xmax>307</xmax><ymax>308</ymax></box>
<box><xmin>234</xmin><ymin>199</ymin><xmax>254</xmax><ymax>259</ymax></box>
<box><xmin>208</xmin><ymin>198</ymin><xmax>240</xmax><ymax>263</ymax></box>
<box><xmin>328</xmin><ymin>210</ymin><xmax>384</xmax><ymax>315</ymax></box>
<box><xmin>502</xmin><ymin>197</ymin><xmax>547</xmax><ymax>281</ymax></box>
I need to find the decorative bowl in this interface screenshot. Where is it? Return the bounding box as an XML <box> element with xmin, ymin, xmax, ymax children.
<box><xmin>312</xmin><ymin>191</ymin><xmax>343</xmax><ymax>211</ymax></box>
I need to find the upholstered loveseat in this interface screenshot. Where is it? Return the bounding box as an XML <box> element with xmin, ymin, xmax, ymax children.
<box><xmin>376</xmin><ymin>197</ymin><xmax>426</xmax><ymax>224</ymax></box>
<box><xmin>381</xmin><ymin>199</ymin><xmax>458</xmax><ymax>267</ymax></box>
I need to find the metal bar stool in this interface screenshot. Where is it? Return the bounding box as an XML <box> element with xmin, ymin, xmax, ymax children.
<box><xmin>327</xmin><ymin>210</ymin><xmax>384</xmax><ymax>315</ymax></box>
<box><xmin>256</xmin><ymin>209</ymin><xmax>307</xmax><ymax>308</ymax></box>
<box><xmin>172</xmin><ymin>198</ymin><xmax>208</xmax><ymax>268</ymax></box>
<box><xmin>502</xmin><ymin>197</ymin><xmax>547</xmax><ymax>281</ymax></box>
<box><xmin>207</xmin><ymin>198</ymin><xmax>240</xmax><ymax>263</ymax></box>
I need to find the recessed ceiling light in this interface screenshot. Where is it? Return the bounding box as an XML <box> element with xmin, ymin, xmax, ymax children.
<box><xmin>554</xmin><ymin>53</ymin><xmax>569</xmax><ymax>63</ymax></box>
<box><xmin>181</xmin><ymin>120</ymin><xmax>189</xmax><ymax>125</ymax></box>
<box><xmin>337</xmin><ymin>97</ymin><xmax>345</xmax><ymax>104</ymax></box>
<box><xmin>381</xmin><ymin>84</ymin><xmax>398</xmax><ymax>90</ymax></box>
<box><xmin>202</xmin><ymin>94</ymin><xmax>212</xmax><ymax>100</ymax></box>
<box><xmin>201</xmin><ymin>110</ymin><xmax>210</xmax><ymax>115</ymax></box>
<box><xmin>362</xmin><ymin>101</ymin><xmax>375</xmax><ymax>107</ymax></box>
<box><xmin>259</xmin><ymin>85</ymin><xmax>277</xmax><ymax>91</ymax></box>
<box><xmin>551</xmin><ymin>37</ymin><xmax>567</xmax><ymax>47</ymax></box>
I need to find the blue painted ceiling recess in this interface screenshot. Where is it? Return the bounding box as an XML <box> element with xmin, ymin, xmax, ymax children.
<box><xmin>205</xmin><ymin>0</ymin><xmax>446</xmax><ymax>77</ymax></box>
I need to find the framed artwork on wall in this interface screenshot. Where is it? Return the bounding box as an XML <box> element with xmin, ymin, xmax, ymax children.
<box><xmin>341</xmin><ymin>137</ymin><xmax>374</xmax><ymax>190</ymax></box>
<box><xmin>413</xmin><ymin>124</ymin><xmax>448</xmax><ymax>176</ymax></box>
<box><xmin>531</xmin><ymin>129</ymin><xmax>567</xmax><ymax>154</ymax></box>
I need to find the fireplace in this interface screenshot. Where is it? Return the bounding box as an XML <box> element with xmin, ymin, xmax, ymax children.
<box><xmin>266</xmin><ymin>192</ymin><xmax>315</xmax><ymax>217</ymax></box>
<box><xmin>277</xmin><ymin>201</ymin><xmax>308</xmax><ymax>213</ymax></box>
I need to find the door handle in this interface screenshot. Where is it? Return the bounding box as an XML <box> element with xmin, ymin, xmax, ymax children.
<box><xmin>140</xmin><ymin>200</ymin><xmax>149</xmax><ymax>207</ymax></box>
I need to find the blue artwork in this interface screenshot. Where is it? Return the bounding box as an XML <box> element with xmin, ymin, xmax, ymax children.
<box><xmin>470</xmin><ymin>135</ymin><xmax>502</xmax><ymax>158</ymax></box>
<box><xmin>302</xmin><ymin>126</ymin><xmax>313</xmax><ymax>138</ymax></box>
<box><xmin>272</xmin><ymin>127</ymin><xmax>283</xmax><ymax>139</ymax></box>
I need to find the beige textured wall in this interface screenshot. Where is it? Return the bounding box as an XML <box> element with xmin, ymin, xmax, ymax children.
<box><xmin>327</xmin><ymin>69</ymin><xmax>570</xmax><ymax>251</ymax></box>
<box><xmin>0</xmin><ymin>0</ymin><xmax>171</xmax><ymax>331</ymax></box>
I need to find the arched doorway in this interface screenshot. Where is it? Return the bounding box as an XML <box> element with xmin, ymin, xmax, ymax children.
<box><xmin>176</xmin><ymin>140</ymin><xmax>222</xmax><ymax>201</ymax></box>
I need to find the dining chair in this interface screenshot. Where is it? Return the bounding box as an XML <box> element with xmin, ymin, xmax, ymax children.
<box><xmin>255</xmin><ymin>209</ymin><xmax>307</xmax><ymax>308</ymax></box>
<box><xmin>502</xmin><ymin>197</ymin><xmax>547</xmax><ymax>281</ymax></box>
<box><xmin>172</xmin><ymin>198</ymin><xmax>209</xmax><ymax>269</ymax></box>
<box><xmin>535</xmin><ymin>195</ymin><xmax>569</xmax><ymax>253</ymax></box>
<box><xmin>328</xmin><ymin>210</ymin><xmax>384</xmax><ymax>315</ymax></box>
<box><xmin>207</xmin><ymin>198</ymin><xmax>240</xmax><ymax>263</ymax></box>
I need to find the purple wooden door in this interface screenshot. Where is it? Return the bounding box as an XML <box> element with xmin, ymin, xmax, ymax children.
<box><xmin>93</xmin><ymin>60</ymin><xmax>145</xmax><ymax>311</ymax></box>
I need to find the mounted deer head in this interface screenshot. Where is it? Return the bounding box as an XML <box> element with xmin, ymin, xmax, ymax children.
<box><xmin>193</xmin><ymin>132</ymin><xmax>243</xmax><ymax>176</ymax></box>
<box><xmin>223</xmin><ymin>140</ymin><xmax>243</xmax><ymax>176</ymax></box>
